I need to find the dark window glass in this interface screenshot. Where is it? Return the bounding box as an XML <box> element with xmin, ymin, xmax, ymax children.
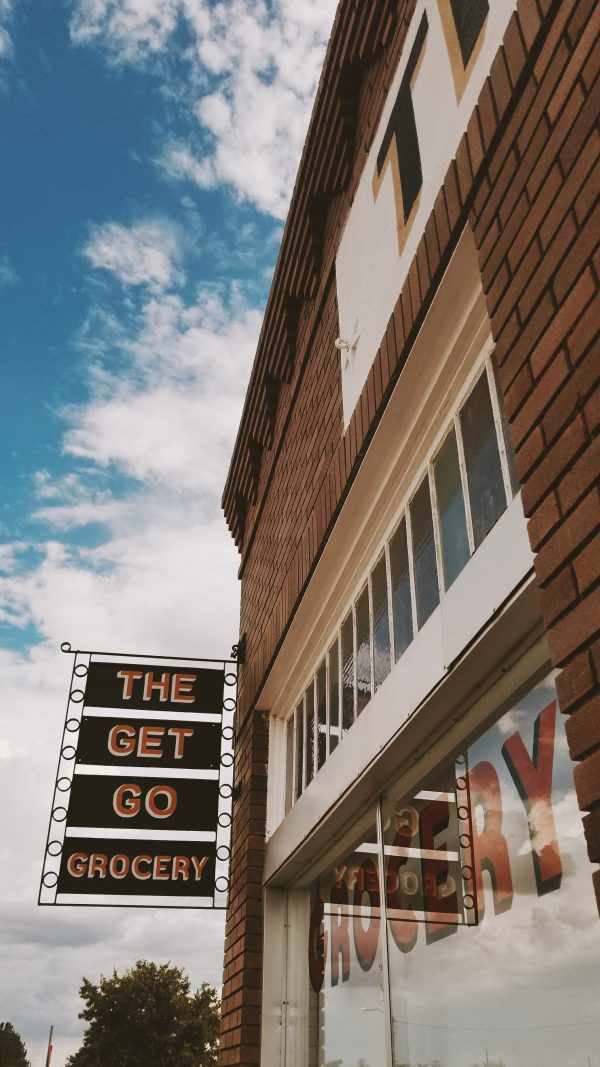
<box><xmin>434</xmin><ymin>429</ymin><xmax>470</xmax><ymax>589</ymax></box>
<box><xmin>356</xmin><ymin>586</ymin><xmax>372</xmax><ymax>715</ymax></box>
<box><xmin>305</xmin><ymin>683</ymin><xmax>315</xmax><ymax>786</ymax></box>
<box><xmin>461</xmin><ymin>373</ymin><xmax>507</xmax><ymax>547</ymax></box>
<box><xmin>410</xmin><ymin>476</ymin><xmax>440</xmax><ymax>628</ymax></box>
<box><xmin>449</xmin><ymin>0</ymin><xmax>489</xmax><ymax>67</ymax></box>
<box><xmin>285</xmin><ymin>714</ymin><xmax>294</xmax><ymax>812</ymax></box>
<box><xmin>316</xmin><ymin>659</ymin><xmax>327</xmax><ymax>770</ymax></box>
<box><xmin>294</xmin><ymin>702</ymin><xmax>303</xmax><ymax>800</ymax></box>
<box><xmin>341</xmin><ymin>611</ymin><xmax>355</xmax><ymax>732</ymax></box>
<box><xmin>328</xmin><ymin>639</ymin><xmax>340</xmax><ymax>754</ymax></box>
<box><xmin>389</xmin><ymin>518</ymin><xmax>413</xmax><ymax>660</ymax></box>
<box><xmin>372</xmin><ymin>556</ymin><xmax>391</xmax><ymax>689</ymax></box>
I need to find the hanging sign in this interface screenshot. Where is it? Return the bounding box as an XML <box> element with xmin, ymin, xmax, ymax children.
<box><xmin>39</xmin><ymin>645</ymin><xmax>236</xmax><ymax>909</ymax></box>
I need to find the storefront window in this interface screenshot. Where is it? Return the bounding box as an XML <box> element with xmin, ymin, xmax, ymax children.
<box><xmin>302</xmin><ymin>674</ymin><xmax>600</xmax><ymax>1066</ymax></box>
<box><xmin>308</xmin><ymin>818</ymin><xmax>388</xmax><ymax>1067</ymax></box>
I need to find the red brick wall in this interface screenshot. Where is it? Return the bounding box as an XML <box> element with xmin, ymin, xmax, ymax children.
<box><xmin>219</xmin><ymin>1</ymin><xmax>599</xmax><ymax>1062</ymax></box>
<box><xmin>219</xmin><ymin>710</ymin><xmax>268</xmax><ymax>1066</ymax></box>
<box><xmin>469</xmin><ymin>0</ymin><xmax>600</xmax><ymax>904</ymax></box>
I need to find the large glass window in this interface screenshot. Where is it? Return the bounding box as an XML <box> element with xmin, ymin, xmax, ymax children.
<box><xmin>286</xmin><ymin>359</ymin><xmax>523</xmax><ymax>807</ymax></box>
<box><xmin>308</xmin><ymin>817</ymin><xmax>387</xmax><ymax>1067</ymax></box>
<box><xmin>301</xmin><ymin>673</ymin><xmax>600</xmax><ymax>1066</ymax></box>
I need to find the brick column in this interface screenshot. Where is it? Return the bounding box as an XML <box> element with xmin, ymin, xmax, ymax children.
<box><xmin>469</xmin><ymin>0</ymin><xmax>600</xmax><ymax>907</ymax></box>
<box><xmin>219</xmin><ymin>708</ymin><xmax>268</xmax><ymax>1066</ymax></box>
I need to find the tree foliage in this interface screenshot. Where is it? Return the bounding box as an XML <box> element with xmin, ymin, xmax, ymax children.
<box><xmin>0</xmin><ymin>1022</ymin><xmax>31</xmax><ymax>1067</ymax></box>
<box><xmin>65</xmin><ymin>960</ymin><xmax>219</xmax><ymax>1067</ymax></box>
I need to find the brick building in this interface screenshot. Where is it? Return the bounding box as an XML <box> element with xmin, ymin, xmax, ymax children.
<box><xmin>218</xmin><ymin>1</ymin><xmax>599</xmax><ymax>1064</ymax></box>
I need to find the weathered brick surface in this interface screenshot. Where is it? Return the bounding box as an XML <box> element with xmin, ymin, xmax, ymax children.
<box><xmin>220</xmin><ymin>0</ymin><xmax>600</xmax><ymax>1058</ymax></box>
<box><xmin>470</xmin><ymin>0</ymin><xmax>600</xmax><ymax>911</ymax></box>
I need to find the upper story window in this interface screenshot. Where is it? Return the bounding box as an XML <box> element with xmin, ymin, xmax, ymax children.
<box><xmin>285</xmin><ymin>357</ymin><xmax>519</xmax><ymax>811</ymax></box>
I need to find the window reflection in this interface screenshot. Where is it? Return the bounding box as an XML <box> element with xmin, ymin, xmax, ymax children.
<box><xmin>306</xmin><ymin>682</ymin><xmax>315</xmax><ymax>786</ymax></box>
<box><xmin>329</xmin><ymin>638</ymin><xmax>341</xmax><ymax>754</ymax></box>
<box><xmin>372</xmin><ymin>555</ymin><xmax>392</xmax><ymax>689</ymax></box>
<box><xmin>356</xmin><ymin>586</ymin><xmax>372</xmax><ymax>715</ymax></box>
<box><xmin>461</xmin><ymin>373</ymin><xmax>507</xmax><ymax>547</ymax></box>
<box><xmin>410</xmin><ymin>477</ymin><xmax>440</xmax><ymax>627</ymax></box>
<box><xmin>303</xmin><ymin>676</ymin><xmax>600</xmax><ymax>1067</ymax></box>
<box><xmin>390</xmin><ymin>518</ymin><xmax>413</xmax><ymax>661</ymax></box>
<box><xmin>434</xmin><ymin>429</ymin><xmax>470</xmax><ymax>589</ymax></box>
<box><xmin>308</xmin><ymin>819</ymin><xmax>388</xmax><ymax>1067</ymax></box>
<box><xmin>341</xmin><ymin>611</ymin><xmax>355</xmax><ymax>733</ymax></box>
<box><xmin>317</xmin><ymin>660</ymin><xmax>327</xmax><ymax>769</ymax></box>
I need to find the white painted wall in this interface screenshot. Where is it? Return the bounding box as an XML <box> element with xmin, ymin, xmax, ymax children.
<box><xmin>336</xmin><ymin>0</ymin><xmax>517</xmax><ymax>425</ymax></box>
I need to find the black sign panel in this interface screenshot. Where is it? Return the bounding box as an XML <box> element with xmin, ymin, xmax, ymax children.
<box><xmin>83</xmin><ymin>661</ymin><xmax>225</xmax><ymax>715</ymax></box>
<box><xmin>57</xmin><ymin>838</ymin><xmax>217</xmax><ymax>898</ymax></box>
<box><xmin>76</xmin><ymin>715</ymin><xmax>222</xmax><ymax>770</ymax></box>
<box><xmin>66</xmin><ymin>774</ymin><xmax>219</xmax><ymax>832</ymax></box>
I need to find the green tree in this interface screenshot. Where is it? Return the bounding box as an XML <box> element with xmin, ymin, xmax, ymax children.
<box><xmin>65</xmin><ymin>960</ymin><xmax>219</xmax><ymax>1067</ymax></box>
<box><xmin>0</xmin><ymin>1022</ymin><xmax>31</xmax><ymax>1067</ymax></box>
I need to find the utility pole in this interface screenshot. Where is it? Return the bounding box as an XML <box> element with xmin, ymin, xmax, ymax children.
<box><xmin>45</xmin><ymin>1026</ymin><xmax>53</xmax><ymax>1067</ymax></box>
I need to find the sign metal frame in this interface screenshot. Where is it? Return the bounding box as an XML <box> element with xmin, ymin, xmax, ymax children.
<box><xmin>39</xmin><ymin>642</ymin><xmax>237</xmax><ymax>910</ymax></box>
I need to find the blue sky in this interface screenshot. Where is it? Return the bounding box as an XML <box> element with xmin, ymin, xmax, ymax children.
<box><xmin>0</xmin><ymin>1</ymin><xmax>336</xmax><ymax>1061</ymax></box>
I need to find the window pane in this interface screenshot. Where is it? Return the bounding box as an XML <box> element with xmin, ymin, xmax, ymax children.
<box><xmin>305</xmin><ymin>683</ymin><xmax>315</xmax><ymax>786</ymax></box>
<box><xmin>434</xmin><ymin>428</ymin><xmax>470</xmax><ymax>589</ymax></box>
<box><xmin>372</xmin><ymin>555</ymin><xmax>391</xmax><ymax>689</ymax></box>
<box><xmin>308</xmin><ymin>818</ymin><xmax>387</xmax><ymax>1067</ymax></box>
<box><xmin>341</xmin><ymin>611</ymin><xmax>355</xmax><ymax>733</ymax></box>
<box><xmin>316</xmin><ymin>659</ymin><xmax>327</xmax><ymax>770</ymax></box>
<box><xmin>410</xmin><ymin>476</ymin><xmax>440</xmax><ymax>628</ymax></box>
<box><xmin>383</xmin><ymin>673</ymin><xmax>600</xmax><ymax>1067</ymax></box>
<box><xmin>328</xmin><ymin>639</ymin><xmax>340</xmax><ymax>754</ymax></box>
<box><xmin>461</xmin><ymin>372</ymin><xmax>507</xmax><ymax>547</ymax></box>
<box><xmin>294</xmin><ymin>702</ymin><xmax>303</xmax><ymax>800</ymax></box>
<box><xmin>389</xmin><ymin>518</ymin><xmax>413</xmax><ymax>660</ymax></box>
<box><xmin>285</xmin><ymin>714</ymin><xmax>294</xmax><ymax>812</ymax></box>
<box><xmin>356</xmin><ymin>586</ymin><xmax>371</xmax><ymax>715</ymax></box>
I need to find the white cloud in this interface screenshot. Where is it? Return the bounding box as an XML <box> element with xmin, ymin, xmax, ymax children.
<box><xmin>69</xmin><ymin>0</ymin><xmax>180</xmax><ymax>62</ymax></box>
<box><xmin>62</xmin><ymin>287</ymin><xmax>261</xmax><ymax>492</ymax></box>
<box><xmin>83</xmin><ymin>218</ymin><xmax>184</xmax><ymax>290</ymax></box>
<box><xmin>0</xmin><ymin>0</ymin><xmax>15</xmax><ymax>62</ymax></box>
<box><xmin>70</xmin><ymin>0</ymin><xmax>338</xmax><ymax>218</ymax></box>
<box><xmin>0</xmin><ymin>252</ymin><xmax>19</xmax><ymax>286</ymax></box>
<box><xmin>0</xmin><ymin>270</ymin><xmax>259</xmax><ymax>1061</ymax></box>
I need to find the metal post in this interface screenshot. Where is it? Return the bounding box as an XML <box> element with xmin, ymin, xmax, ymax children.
<box><xmin>45</xmin><ymin>1026</ymin><xmax>53</xmax><ymax>1067</ymax></box>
